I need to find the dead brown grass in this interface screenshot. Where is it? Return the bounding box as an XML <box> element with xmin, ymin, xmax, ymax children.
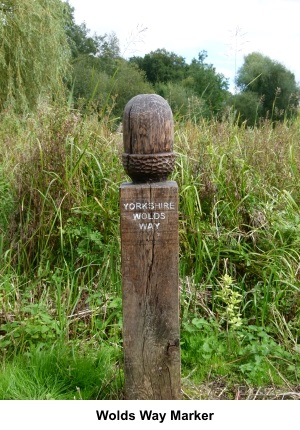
<box><xmin>182</xmin><ymin>378</ymin><xmax>300</xmax><ymax>400</ymax></box>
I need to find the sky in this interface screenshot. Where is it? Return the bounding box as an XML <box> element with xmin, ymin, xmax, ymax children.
<box><xmin>67</xmin><ymin>0</ymin><xmax>300</xmax><ymax>92</ymax></box>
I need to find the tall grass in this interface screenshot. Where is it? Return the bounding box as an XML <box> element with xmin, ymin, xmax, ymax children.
<box><xmin>0</xmin><ymin>103</ymin><xmax>300</xmax><ymax>397</ymax></box>
<box><xmin>175</xmin><ymin>118</ymin><xmax>300</xmax><ymax>325</ymax></box>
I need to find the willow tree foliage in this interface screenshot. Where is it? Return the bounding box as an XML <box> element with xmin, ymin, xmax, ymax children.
<box><xmin>0</xmin><ymin>0</ymin><xmax>71</xmax><ymax>112</ymax></box>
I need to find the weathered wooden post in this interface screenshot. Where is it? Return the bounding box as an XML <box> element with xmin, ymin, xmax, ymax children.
<box><xmin>120</xmin><ymin>94</ymin><xmax>181</xmax><ymax>400</ymax></box>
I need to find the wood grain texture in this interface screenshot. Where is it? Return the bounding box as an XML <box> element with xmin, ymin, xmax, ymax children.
<box><xmin>120</xmin><ymin>182</ymin><xmax>181</xmax><ymax>399</ymax></box>
<box><xmin>122</xmin><ymin>94</ymin><xmax>175</xmax><ymax>183</ymax></box>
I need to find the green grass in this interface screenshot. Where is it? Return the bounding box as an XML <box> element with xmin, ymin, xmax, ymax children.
<box><xmin>0</xmin><ymin>342</ymin><xmax>123</xmax><ymax>400</ymax></box>
<box><xmin>0</xmin><ymin>103</ymin><xmax>300</xmax><ymax>398</ymax></box>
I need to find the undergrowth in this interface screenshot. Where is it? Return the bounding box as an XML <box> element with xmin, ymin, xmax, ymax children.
<box><xmin>0</xmin><ymin>103</ymin><xmax>299</xmax><ymax>398</ymax></box>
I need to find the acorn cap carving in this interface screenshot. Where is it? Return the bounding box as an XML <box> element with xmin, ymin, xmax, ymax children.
<box><xmin>122</xmin><ymin>94</ymin><xmax>175</xmax><ymax>183</ymax></box>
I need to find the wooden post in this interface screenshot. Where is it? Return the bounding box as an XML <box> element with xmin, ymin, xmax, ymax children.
<box><xmin>120</xmin><ymin>94</ymin><xmax>181</xmax><ymax>400</ymax></box>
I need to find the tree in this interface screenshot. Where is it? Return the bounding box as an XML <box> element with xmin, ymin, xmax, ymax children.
<box><xmin>229</xmin><ymin>92</ymin><xmax>263</xmax><ymax>126</ymax></box>
<box><xmin>65</xmin><ymin>3</ymin><xmax>121</xmax><ymax>73</ymax></box>
<box><xmin>154</xmin><ymin>81</ymin><xmax>196</xmax><ymax>120</ymax></box>
<box><xmin>184</xmin><ymin>51</ymin><xmax>229</xmax><ymax>116</ymax></box>
<box><xmin>109</xmin><ymin>60</ymin><xmax>154</xmax><ymax>118</ymax></box>
<box><xmin>129</xmin><ymin>49</ymin><xmax>188</xmax><ymax>85</ymax></box>
<box><xmin>64</xmin><ymin>5</ymin><xmax>153</xmax><ymax>118</ymax></box>
<box><xmin>235</xmin><ymin>52</ymin><xmax>299</xmax><ymax>122</ymax></box>
<box><xmin>73</xmin><ymin>57</ymin><xmax>153</xmax><ymax>118</ymax></box>
<box><xmin>64</xmin><ymin>4</ymin><xmax>98</xmax><ymax>58</ymax></box>
<box><xmin>130</xmin><ymin>49</ymin><xmax>229</xmax><ymax>119</ymax></box>
<box><xmin>0</xmin><ymin>0</ymin><xmax>71</xmax><ymax>112</ymax></box>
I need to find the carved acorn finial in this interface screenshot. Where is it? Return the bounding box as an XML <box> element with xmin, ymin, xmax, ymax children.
<box><xmin>122</xmin><ymin>94</ymin><xmax>175</xmax><ymax>183</ymax></box>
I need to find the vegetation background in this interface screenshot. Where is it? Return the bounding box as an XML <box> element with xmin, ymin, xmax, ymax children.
<box><xmin>0</xmin><ymin>0</ymin><xmax>299</xmax><ymax>399</ymax></box>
